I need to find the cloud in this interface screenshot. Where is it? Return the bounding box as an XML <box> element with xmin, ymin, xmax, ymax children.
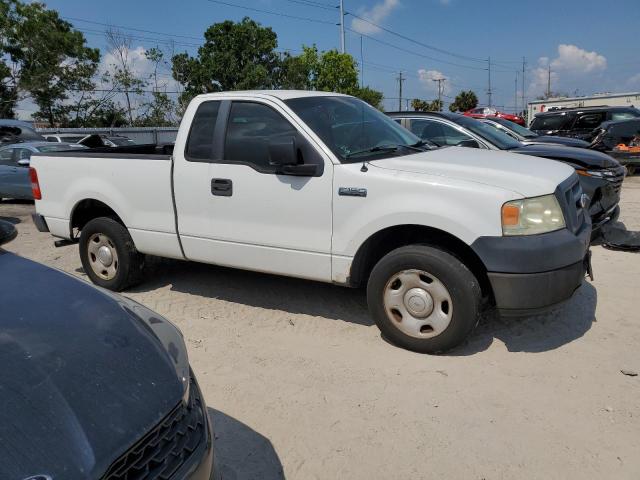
<box><xmin>417</xmin><ymin>69</ymin><xmax>451</xmax><ymax>95</ymax></box>
<box><xmin>528</xmin><ymin>44</ymin><xmax>607</xmax><ymax>96</ymax></box>
<box><xmin>550</xmin><ymin>44</ymin><xmax>607</xmax><ymax>73</ymax></box>
<box><xmin>351</xmin><ymin>0</ymin><xmax>400</xmax><ymax>35</ymax></box>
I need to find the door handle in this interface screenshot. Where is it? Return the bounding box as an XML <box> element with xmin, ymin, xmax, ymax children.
<box><xmin>211</xmin><ymin>178</ymin><xmax>232</xmax><ymax>197</ymax></box>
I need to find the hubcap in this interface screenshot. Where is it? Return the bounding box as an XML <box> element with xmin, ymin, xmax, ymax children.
<box><xmin>383</xmin><ymin>269</ymin><xmax>453</xmax><ymax>339</ymax></box>
<box><xmin>87</xmin><ymin>233</ymin><xmax>119</xmax><ymax>280</ymax></box>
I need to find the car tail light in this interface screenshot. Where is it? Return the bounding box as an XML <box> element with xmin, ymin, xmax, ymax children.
<box><xmin>29</xmin><ymin>167</ymin><xmax>42</xmax><ymax>200</ymax></box>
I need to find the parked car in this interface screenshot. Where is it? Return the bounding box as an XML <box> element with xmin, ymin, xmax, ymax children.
<box><xmin>529</xmin><ymin>106</ymin><xmax>640</xmax><ymax>139</ymax></box>
<box><xmin>0</xmin><ymin>220</ymin><xmax>215</xmax><ymax>480</ymax></box>
<box><xmin>389</xmin><ymin>111</ymin><xmax>624</xmax><ymax>231</ymax></box>
<box><xmin>43</xmin><ymin>133</ymin><xmax>90</xmax><ymax>143</ymax></box>
<box><xmin>463</xmin><ymin>107</ymin><xmax>525</xmax><ymax>126</ymax></box>
<box><xmin>481</xmin><ymin>116</ymin><xmax>591</xmax><ymax>148</ymax></box>
<box><xmin>31</xmin><ymin>91</ymin><xmax>591</xmax><ymax>353</ymax></box>
<box><xmin>1</xmin><ymin>119</ymin><xmax>45</xmax><ymax>146</ymax></box>
<box><xmin>0</xmin><ymin>142</ymin><xmax>87</xmax><ymax>200</ymax></box>
<box><xmin>588</xmin><ymin>118</ymin><xmax>640</xmax><ymax>175</ymax></box>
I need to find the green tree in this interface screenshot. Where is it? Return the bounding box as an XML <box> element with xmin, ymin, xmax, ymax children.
<box><xmin>1</xmin><ymin>0</ymin><xmax>99</xmax><ymax>125</ymax></box>
<box><xmin>354</xmin><ymin>86</ymin><xmax>383</xmax><ymax>109</ymax></box>
<box><xmin>139</xmin><ymin>47</ymin><xmax>177</xmax><ymax>126</ymax></box>
<box><xmin>316</xmin><ymin>49</ymin><xmax>359</xmax><ymax>94</ymax></box>
<box><xmin>279</xmin><ymin>45</ymin><xmax>319</xmax><ymax>90</ymax></box>
<box><xmin>172</xmin><ymin>17</ymin><xmax>280</xmax><ymax>107</ymax></box>
<box><xmin>449</xmin><ymin>90</ymin><xmax>478</xmax><ymax>112</ymax></box>
<box><xmin>412</xmin><ymin>98</ymin><xmax>442</xmax><ymax>112</ymax></box>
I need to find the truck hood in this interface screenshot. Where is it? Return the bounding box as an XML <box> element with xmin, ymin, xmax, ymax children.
<box><xmin>369</xmin><ymin>146</ymin><xmax>573</xmax><ymax>198</ymax></box>
<box><xmin>512</xmin><ymin>143</ymin><xmax>618</xmax><ymax>169</ymax></box>
<box><xmin>0</xmin><ymin>252</ymin><xmax>188</xmax><ymax>480</ymax></box>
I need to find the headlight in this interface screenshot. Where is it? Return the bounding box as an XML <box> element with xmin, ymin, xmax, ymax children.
<box><xmin>501</xmin><ymin>194</ymin><xmax>565</xmax><ymax>236</ymax></box>
<box><xmin>576</xmin><ymin>169</ymin><xmax>604</xmax><ymax>178</ymax></box>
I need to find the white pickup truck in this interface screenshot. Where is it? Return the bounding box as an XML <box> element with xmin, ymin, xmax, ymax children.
<box><xmin>31</xmin><ymin>91</ymin><xmax>592</xmax><ymax>353</ymax></box>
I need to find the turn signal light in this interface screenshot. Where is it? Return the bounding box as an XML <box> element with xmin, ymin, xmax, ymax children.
<box><xmin>501</xmin><ymin>204</ymin><xmax>520</xmax><ymax>226</ymax></box>
<box><xmin>29</xmin><ymin>167</ymin><xmax>42</xmax><ymax>200</ymax></box>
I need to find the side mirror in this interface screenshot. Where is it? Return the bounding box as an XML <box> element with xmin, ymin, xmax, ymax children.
<box><xmin>17</xmin><ymin>159</ymin><xmax>30</xmax><ymax>167</ymax></box>
<box><xmin>457</xmin><ymin>139</ymin><xmax>480</xmax><ymax>148</ymax></box>
<box><xmin>269</xmin><ymin>136</ymin><xmax>297</xmax><ymax>167</ymax></box>
<box><xmin>0</xmin><ymin>220</ymin><xmax>17</xmax><ymax>246</ymax></box>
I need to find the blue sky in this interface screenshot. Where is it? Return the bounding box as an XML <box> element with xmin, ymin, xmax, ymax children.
<box><xmin>23</xmin><ymin>0</ymin><xmax>640</xmax><ymax>114</ymax></box>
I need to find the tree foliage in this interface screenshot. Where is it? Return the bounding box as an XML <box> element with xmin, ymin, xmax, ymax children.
<box><xmin>448</xmin><ymin>90</ymin><xmax>478</xmax><ymax>112</ymax></box>
<box><xmin>411</xmin><ymin>98</ymin><xmax>442</xmax><ymax>112</ymax></box>
<box><xmin>0</xmin><ymin>0</ymin><xmax>99</xmax><ymax>125</ymax></box>
<box><xmin>172</xmin><ymin>17</ymin><xmax>280</xmax><ymax>108</ymax></box>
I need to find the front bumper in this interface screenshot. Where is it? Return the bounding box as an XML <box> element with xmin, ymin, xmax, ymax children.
<box><xmin>471</xmin><ymin>221</ymin><xmax>591</xmax><ymax>315</ymax></box>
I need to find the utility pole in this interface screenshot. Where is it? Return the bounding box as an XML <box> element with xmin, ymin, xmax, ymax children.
<box><xmin>546</xmin><ymin>64</ymin><xmax>552</xmax><ymax>98</ymax></box>
<box><xmin>487</xmin><ymin>57</ymin><xmax>492</xmax><ymax>108</ymax></box>
<box><xmin>432</xmin><ymin>78</ymin><xmax>445</xmax><ymax>111</ymax></box>
<box><xmin>522</xmin><ymin>56</ymin><xmax>526</xmax><ymax>118</ymax></box>
<box><xmin>339</xmin><ymin>0</ymin><xmax>345</xmax><ymax>54</ymax></box>
<box><xmin>396</xmin><ymin>71</ymin><xmax>405</xmax><ymax>111</ymax></box>
<box><xmin>514</xmin><ymin>71</ymin><xmax>518</xmax><ymax>114</ymax></box>
<box><xmin>360</xmin><ymin>35</ymin><xmax>364</xmax><ymax>88</ymax></box>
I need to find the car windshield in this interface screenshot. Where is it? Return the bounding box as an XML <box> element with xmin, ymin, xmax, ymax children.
<box><xmin>530</xmin><ymin>113</ymin><xmax>574</xmax><ymax>131</ymax></box>
<box><xmin>452</xmin><ymin>115</ymin><xmax>522</xmax><ymax>149</ymax></box>
<box><xmin>490</xmin><ymin>117</ymin><xmax>538</xmax><ymax>138</ymax></box>
<box><xmin>285</xmin><ymin>96</ymin><xmax>428</xmax><ymax>162</ymax></box>
<box><xmin>37</xmin><ymin>144</ymin><xmax>88</xmax><ymax>152</ymax></box>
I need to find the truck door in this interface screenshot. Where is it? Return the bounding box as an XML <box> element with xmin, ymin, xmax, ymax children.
<box><xmin>173</xmin><ymin>98</ymin><xmax>333</xmax><ymax>281</ymax></box>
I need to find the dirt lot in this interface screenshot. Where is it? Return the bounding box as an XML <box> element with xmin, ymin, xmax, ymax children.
<box><xmin>2</xmin><ymin>177</ymin><xmax>640</xmax><ymax>480</ymax></box>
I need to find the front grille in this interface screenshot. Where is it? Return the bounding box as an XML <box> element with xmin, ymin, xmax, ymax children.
<box><xmin>102</xmin><ymin>376</ymin><xmax>206</xmax><ymax>480</ymax></box>
<box><xmin>603</xmin><ymin>166</ymin><xmax>625</xmax><ymax>196</ymax></box>
<box><xmin>562</xmin><ymin>179</ymin><xmax>585</xmax><ymax>233</ymax></box>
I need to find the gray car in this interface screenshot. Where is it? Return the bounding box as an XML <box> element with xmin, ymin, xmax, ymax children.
<box><xmin>0</xmin><ymin>141</ymin><xmax>87</xmax><ymax>200</ymax></box>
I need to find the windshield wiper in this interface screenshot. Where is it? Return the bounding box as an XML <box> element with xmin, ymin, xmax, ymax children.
<box><xmin>345</xmin><ymin>145</ymin><xmax>399</xmax><ymax>159</ymax></box>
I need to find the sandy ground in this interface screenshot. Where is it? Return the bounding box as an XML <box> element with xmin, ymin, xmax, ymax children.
<box><xmin>2</xmin><ymin>177</ymin><xmax>640</xmax><ymax>480</ymax></box>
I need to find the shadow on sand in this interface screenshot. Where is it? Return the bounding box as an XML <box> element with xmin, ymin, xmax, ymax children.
<box><xmin>209</xmin><ymin>408</ymin><xmax>284</xmax><ymax>480</ymax></box>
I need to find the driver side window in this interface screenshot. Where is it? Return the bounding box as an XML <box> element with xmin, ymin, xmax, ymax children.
<box><xmin>224</xmin><ymin>102</ymin><xmax>297</xmax><ymax>173</ymax></box>
<box><xmin>0</xmin><ymin>149</ymin><xmax>14</xmax><ymax>166</ymax></box>
<box><xmin>410</xmin><ymin>119</ymin><xmax>474</xmax><ymax>146</ymax></box>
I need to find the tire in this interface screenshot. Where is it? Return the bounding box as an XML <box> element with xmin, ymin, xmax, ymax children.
<box><xmin>79</xmin><ymin>217</ymin><xmax>145</xmax><ymax>291</ymax></box>
<box><xmin>627</xmin><ymin>165</ymin><xmax>636</xmax><ymax>176</ymax></box>
<box><xmin>367</xmin><ymin>245</ymin><xmax>481</xmax><ymax>354</ymax></box>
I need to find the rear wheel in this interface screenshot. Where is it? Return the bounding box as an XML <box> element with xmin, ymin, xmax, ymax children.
<box><xmin>79</xmin><ymin>217</ymin><xmax>144</xmax><ymax>291</ymax></box>
<box><xmin>627</xmin><ymin>165</ymin><xmax>636</xmax><ymax>176</ymax></box>
<box><xmin>367</xmin><ymin>245</ymin><xmax>482</xmax><ymax>353</ymax></box>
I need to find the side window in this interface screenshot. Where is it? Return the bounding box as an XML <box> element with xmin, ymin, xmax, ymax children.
<box><xmin>17</xmin><ymin>149</ymin><xmax>32</xmax><ymax>161</ymax></box>
<box><xmin>611</xmin><ymin>111</ymin><xmax>639</xmax><ymax>121</ymax></box>
<box><xmin>224</xmin><ymin>102</ymin><xmax>297</xmax><ymax>172</ymax></box>
<box><xmin>574</xmin><ymin>113</ymin><xmax>605</xmax><ymax>130</ymax></box>
<box><xmin>185</xmin><ymin>101</ymin><xmax>221</xmax><ymax>161</ymax></box>
<box><xmin>0</xmin><ymin>149</ymin><xmax>14</xmax><ymax>166</ymax></box>
<box><xmin>410</xmin><ymin>119</ymin><xmax>473</xmax><ymax>146</ymax></box>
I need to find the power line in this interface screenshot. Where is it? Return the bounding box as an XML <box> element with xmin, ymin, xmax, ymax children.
<box><xmin>282</xmin><ymin>0</ymin><xmax>337</xmax><ymax>12</ymax></box>
<box><xmin>203</xmin><ymin>0</ymin><xmax>336</xmax><ymax>25</ymax></box>
<box><xmin>64</xmin><ymin>17</ymin><xmax>202</xmax><ymax>41</ymax></box>
<box><xmin>346</xmin><ymin>11</ymin><xmax>488</xmax><ymax>64</ymax></box>
<box><xmin>345</xmin><ymin>27</ymin><xmax>487</xmax><ymax>71</ymax></box>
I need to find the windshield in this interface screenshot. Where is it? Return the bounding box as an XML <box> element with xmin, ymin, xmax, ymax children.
<box><xmin>285</xmin><ymin>96</ymin><xmax>425</xmax><ymax>162</ymax></box>
<box><xmin>452</xmin><ymin>115</ymin><xmax>522</xmax><ymax>149</ymax></box>
<box><xmin>490</xmin><ymin>117</ymin><xmax>537</xmax><ymax>138</ymax></box>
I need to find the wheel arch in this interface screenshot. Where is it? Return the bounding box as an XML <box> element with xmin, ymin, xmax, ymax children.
<box><xmin>348</xmin><ymin>224</ymin><xmax>494</xmax><ymax>302</ymax></box>
<box><xmin>70</xmin><ymin>198</ymin><xmax>126</xmax><ymax>237</ymax></box>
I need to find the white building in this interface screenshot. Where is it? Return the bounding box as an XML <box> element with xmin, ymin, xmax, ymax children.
<box><xmin>528</xmin><ymin>92</ymin><xmax>640</xmax><ymax>123</ymax></box>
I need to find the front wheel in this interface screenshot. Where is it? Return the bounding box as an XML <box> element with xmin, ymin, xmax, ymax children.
<box><xmin>79</xmin><ymin>217</ymin><xmax>145</xmax><ymax>291</ymax></box>
<box><xmin>367</xmin><ymin>245</ymin><xmax>482</xmax><ymax>353</ymax></box>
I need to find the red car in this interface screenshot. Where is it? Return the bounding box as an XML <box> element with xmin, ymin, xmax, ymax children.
<box><xmin>464</xmin><ymin>107</ymin><xmax>525</xmax><ymax>126</ymax></box>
